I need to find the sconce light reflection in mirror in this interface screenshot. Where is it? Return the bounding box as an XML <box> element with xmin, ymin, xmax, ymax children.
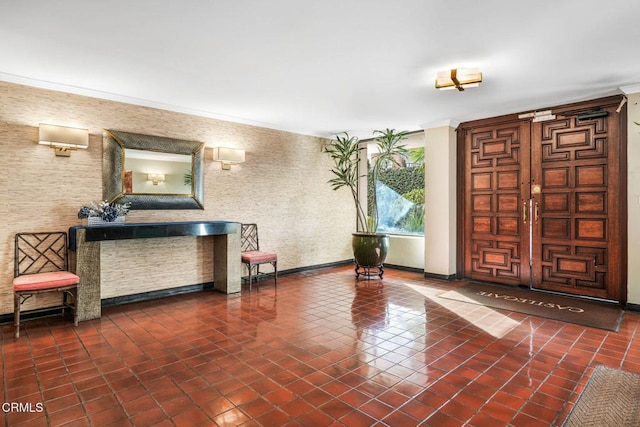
<box><xmin>147</xmin><ymin>173</ymin><xmax>165</xmax><ymax>185</ymax></box>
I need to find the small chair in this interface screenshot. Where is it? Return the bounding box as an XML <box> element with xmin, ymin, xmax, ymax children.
<box><xmin>241</xmin><ymin>224</ymin><xmax>277</xmax><ymax>291</ymax></box>
<box><xmin>13</xmin><ymin>232</ymin><xmax>80</xmax><ymax>338</ymax></box>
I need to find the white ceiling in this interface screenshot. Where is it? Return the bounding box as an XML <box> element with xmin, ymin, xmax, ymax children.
<box><xmin>1</xmin><ymin>1</ymin><xmax>639</xmax><ymax>139</ymax></box>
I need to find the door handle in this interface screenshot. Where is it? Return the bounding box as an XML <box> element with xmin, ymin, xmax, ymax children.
<box><xmin>523</xmin><ymin>201</ymin><xmax>528</xmax><ymax>223</ymax></box>
<box><xmin>534</xmin><ymin>202</ymin><xmax>540</xmax><ymax>223</ymax></box>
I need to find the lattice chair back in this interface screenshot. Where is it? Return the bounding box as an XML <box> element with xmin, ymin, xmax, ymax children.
<box><xmin>15</xmin><ymin>232</ymin><xmax>70</xmax><ymax>277</ymax></box>
<box><xmin>13</xmin><ymin>232</ymin><xmax>79</xmax><ymax>338</ymax></box>
<box><xmin>241</xmin><ymin>223</ymin><xmax>260</xmax><ymax>252</ymax></box>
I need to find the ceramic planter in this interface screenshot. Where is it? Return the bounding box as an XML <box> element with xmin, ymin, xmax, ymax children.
<box><xmin>352</xmin><ymin>232</ymin><xmax>389</xmax><ymax>278</ymax></box>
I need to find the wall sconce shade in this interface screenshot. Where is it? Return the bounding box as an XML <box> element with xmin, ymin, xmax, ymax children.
<box><xmin>213</xmin><ymin>147</ymin><xmax>245</xmax><ymax>170</ymax></box>
<box><xmin>435</xmin><ymin>68</ymin><xmax>482</xmax><ymax>91</ymax></box>
<box><xmin>147</xmin><ymin>173</ymin><xmax>165</xmax><ymax>185</ymax></box>
<box><xmin>39</xmin><ymin>124</ymin><xmax>89</xmax><ymax>157</ymax></box>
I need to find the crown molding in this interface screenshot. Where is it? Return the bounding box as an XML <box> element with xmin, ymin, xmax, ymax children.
<box><xmin>420</xmin><ymin>119</ymin><xmax>461</xmax><ymax>130</ymax></box>
<box><xmin>620</xmin><ymin>83</ymin><xmax>640</xmax><ymax>95</ymax></box>
<box><xmin>0</xmin><ymin>72</ymin><xmax>326</xmax><ymax>138</ymax></box>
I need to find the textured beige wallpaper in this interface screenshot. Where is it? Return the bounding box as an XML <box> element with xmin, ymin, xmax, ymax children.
<box><xmin>0</xmin><ymin>81</ymin><xmax>354</xmax><ymax>314</ymax></box>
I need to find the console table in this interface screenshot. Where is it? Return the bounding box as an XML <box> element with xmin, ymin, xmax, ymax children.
<box><xmin>69</xmin><ymin>221</ymin><xmax>241</xmax><ymax>321</ymax></box>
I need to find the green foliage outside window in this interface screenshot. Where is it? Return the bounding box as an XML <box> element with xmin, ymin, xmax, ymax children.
<box><xmin>368</xmin><ymin>153</ymin><xmax>425</xmax><ymax>235</ymax></box>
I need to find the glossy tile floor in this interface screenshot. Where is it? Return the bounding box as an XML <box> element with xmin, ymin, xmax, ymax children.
<box><xmin>2</xmin><ymin>266</ymin><xmax>640</xmax><ymax>426</ymax></box>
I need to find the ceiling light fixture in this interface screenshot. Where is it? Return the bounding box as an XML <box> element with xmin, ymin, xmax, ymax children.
<box><xmin>435</xmin><ymin>68</ymin><xmax>482</xmax><ymax>91</ymax></box>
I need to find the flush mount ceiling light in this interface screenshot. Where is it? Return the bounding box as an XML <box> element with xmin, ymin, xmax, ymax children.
<box><xmin>435</xmin><ymin>68</ymin><xmax>482</xmax><ymax>91</ymax></box>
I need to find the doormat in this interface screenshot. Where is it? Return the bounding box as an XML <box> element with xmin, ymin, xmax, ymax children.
<box><xmin>439</xmin><ymin>282</ymin><xmax>623</xmax><ymax>331</ymax></box>
<box><xmin>564</xmin><ymin>366</ymin><xmax>640</xmax><ymax>426</ymax></box>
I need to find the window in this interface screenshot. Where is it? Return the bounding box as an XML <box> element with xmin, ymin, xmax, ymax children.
<box><xmin>367</xmin><ymin>133</ymin><xmax>425</xmax><ymax>236</ymax></box>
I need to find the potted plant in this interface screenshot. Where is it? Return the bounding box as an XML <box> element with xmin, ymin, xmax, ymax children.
<box><xmin>77</xmin><ymin>200</ymin><xmax>131</xmax><ymax>225</ymax></box>
<box><xmin>324</xmin><ymin>128</ymin><xmax>408</xmax><ymax>278</ymax></box>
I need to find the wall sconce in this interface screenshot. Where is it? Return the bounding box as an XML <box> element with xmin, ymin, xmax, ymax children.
<box><xmin>435</xmin><ymin>68</ymin><xmax>482</xmax><ymax>91</ymax></box>
<box><xmin>38</xmin><ymin>123</ymin><xmax>89</xmax><ymax>157</ymax></box>
<box><xmin>147</xmin><ymin>173</ymin><xmax>165</xmax><ymax>185</ymax></box>
<box><xmin>213</xmin><ymin>147</ymin><xmax>245</xmax><ymax>170</ymax></box>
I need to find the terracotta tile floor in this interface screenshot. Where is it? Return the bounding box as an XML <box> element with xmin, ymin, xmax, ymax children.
<box><xmin>2</xmin><ymin>265</ymin><xmax>640</xmax><ymax>426</ymax></box>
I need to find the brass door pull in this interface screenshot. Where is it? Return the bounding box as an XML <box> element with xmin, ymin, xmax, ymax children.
<box><xmin>534</xmin><ymin>202</ymin><xmax>540</xmax><ymax>223</ymax></box>
<box><xmin>523</xmin><ymin>201</ymin><xmax>528</xmax><ymax>223</ymax></box>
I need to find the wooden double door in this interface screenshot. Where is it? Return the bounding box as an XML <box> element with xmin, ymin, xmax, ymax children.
<box><xmin>459</xmin><ymin>96</ymin><xmax>626</xmax><ymax>302</ymax></box>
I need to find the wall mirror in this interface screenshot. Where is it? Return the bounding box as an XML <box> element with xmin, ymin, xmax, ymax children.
<box><xmin>103</xmin><ymin>130</ymin><xmax>205</xmax><ymax>209</ymax></box>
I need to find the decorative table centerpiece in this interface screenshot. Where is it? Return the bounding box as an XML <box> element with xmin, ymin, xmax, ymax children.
<box><xmin>77</xmin><ymin>200</ymin><xmax>131</xmax><ymax>225</ymax></box>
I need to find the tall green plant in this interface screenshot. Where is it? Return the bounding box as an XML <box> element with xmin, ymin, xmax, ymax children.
<box><xmin>324</xmin><ymin>129</ymin><xmax>408</xmax><ymax>233</ymax></box>
<box><xmin>369</xmin><ymin>129</ymin><xmax>408</xmax><ymax>232</ymax></box>
<box><xmin>323</xmin><ymin>133</ymin><xmax>368</xmax><ymax>231</ymax></box>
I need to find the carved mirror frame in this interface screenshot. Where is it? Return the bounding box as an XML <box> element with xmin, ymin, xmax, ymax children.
<box><xmin>103</xmin><ymin>130</ymin><xmax>205</xmax><ymax>210</ymax></box>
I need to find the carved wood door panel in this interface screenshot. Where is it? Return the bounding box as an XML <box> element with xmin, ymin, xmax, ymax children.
<box><xmin>463</xmin><ymin>121</ymin><xmax>531</xmax><ymax>286</ymax></box>
<box><xmin>530</xmin><ymin>101</ymin><xmax>623</xmax><ymax>300</ymax></box>
<box><xmin>460</xmin><ymin>96</ymin><xmax>626</xmax><ymax>302</ymax></box>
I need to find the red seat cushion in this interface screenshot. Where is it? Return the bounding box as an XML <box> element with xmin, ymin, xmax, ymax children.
<box><xmin>13</xmin><ymin>271</ymin><xmax>80</xmax><ymax>291</ymax></box>
<box><xmin>242</xmin><ymin>251</ymin><xmax>277</xmax><ymax>264</ymax></box>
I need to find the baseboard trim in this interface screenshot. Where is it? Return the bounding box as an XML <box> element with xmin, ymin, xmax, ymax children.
<box><xmin>384</xmin><ymin>263</ymin><xmax>424</xmax><ymax>274</ymax></box>
<box><xmin>279</xmin><ymin>259</ymin><xmax>353</xmax><ymax>276</ymax></box>
<box><xmin>0</xmin><ymin>307</ymin><xmax>68</xmax><ymax>325</ymax></box>
<box><xmin>424</xmin><ymin>272</ymin><xmax>457</xmax><ymax>281</ymax></box>
<box><xmin>625</xmin><ymin>302</ymin><xmax>640</xmax><ymax>312</ymax></box>
<box><xmin>101</xmin><ymin>282</ymin><xmax>215</xmax><ymax>308</ymax></box>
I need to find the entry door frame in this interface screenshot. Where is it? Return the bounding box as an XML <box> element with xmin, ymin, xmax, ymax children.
<box><xmin>456</xmin><ymin>96</ymin><xmax>627</xmax><ymax>304</ymax></box>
